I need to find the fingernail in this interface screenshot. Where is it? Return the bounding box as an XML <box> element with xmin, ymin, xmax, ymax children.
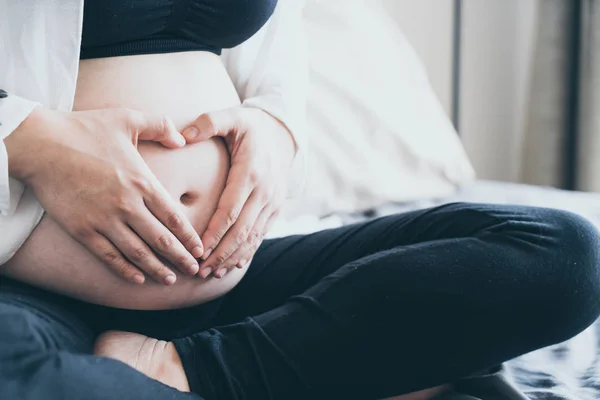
<box><xmin>188</xmin><ymin>262</ymin><xmax>199</xmax><ymax>275</ymax></box>
<box><xmin>200</xmin><ymin>267</ymin><xmax>212</xmax><ymax>279</ymax></box>
<box><xmin>192</xmin><ymin>246</ymin><xmax>204</xmax><ymax>259</ymax></box>
<box><xmin>202</xmin><ymin>248</ymin><xmax>213</xmax><ymax>260</ymax></box>
<box><xmin>216</xmin><ymin>268</ymin><xmax>228</xmax><ymax>278</ymax></box>
<box><xmin>164</xmin><ymin>275</ymin><xmax>176</xmax><ymax>285</ymax></box>
<box><xmin>183</xmin><ymin>127</ymin><xmax>198</xmax><ymax>140</ymax></box>
<box><xmin>133</xmin><ymin>274</ymin><xmax>145</xmax><ymax>284</ymax></box>
<box><xmin>176</xmin><ymin>134</ymin><xmax>186</xmax><ymax>146</ymax></box>
<box><xmin>237</xmin><ymin>259</ymin><xmax>247</xmax><ymax>268</ymax></box>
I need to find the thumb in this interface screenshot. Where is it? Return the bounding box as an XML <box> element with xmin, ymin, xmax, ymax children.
<box><xmin>182</xmin><ymin>108</ymin><xmax>242</xmax><ymax>144</ymax></box>
<box><xmin>137</xmin><ymin>114</ymin><xmax>186</xmax><ymax>149</ymax></box>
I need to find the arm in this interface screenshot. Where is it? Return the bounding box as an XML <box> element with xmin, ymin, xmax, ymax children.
<box><xmin>220</xmin><ymin>0</ymin><xmax>309</xmax><ymax>197</ymax></box>
<box><xmin>182</xmin><ymin>1</ymin><xmax>309</xmax><ymax>278</ymax></box>
<box><xmin>1</xmin><ymin>98</ymin><xmax>205</xmax><ymax>285</ymax></box>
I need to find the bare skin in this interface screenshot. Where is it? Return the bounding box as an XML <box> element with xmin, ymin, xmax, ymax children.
<box><xmin>3</xmin><ymin>51</ymin><xmax>448</xmax><ymax>398</ymax></box>
<box><xmin>3</xmin><ymin>53</ymin><xmax>247</xmax><ymax>310</ymax></box>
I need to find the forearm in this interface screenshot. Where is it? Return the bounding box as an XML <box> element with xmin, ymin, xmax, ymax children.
<box><xmin>222</xmin><ymin>0</ymin><xmax>308</xmax><ymax>197</ymax></box>
<box><xmin>4</xmin><ymin>107</ymin><xmax>50</xmax><ymax>181</ymax></box>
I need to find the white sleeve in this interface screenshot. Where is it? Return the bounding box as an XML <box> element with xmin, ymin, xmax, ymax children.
<box><xmin>0</xmin><ymin>93</ymin><xmax>40</xmax><ymax>216</ymax></box>
<box><xmin>221</xmin><ymin>0</ymin><xmax>308</xmax><ymax>197</ymax></box>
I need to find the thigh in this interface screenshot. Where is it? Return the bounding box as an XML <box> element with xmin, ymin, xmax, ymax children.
<box><xmin>0</xmin><ymin>278</ymin><xmax>203</xmax><ymax>400</ymax></box>
<box><xmin>0</xmin><ymin>277</ymin><xmax>96</xmax><ymax>356</ymax></box>
<box><xmin>216</xmin><ymin>202</ymin><xmax>508</xmax><ymax>324</ymax></box>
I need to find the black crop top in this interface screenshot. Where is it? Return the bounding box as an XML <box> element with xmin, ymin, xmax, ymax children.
<box><xmin>80</xmin><ymin>0</ymin><xmax>278</xmax><ymax>60</ymax></box>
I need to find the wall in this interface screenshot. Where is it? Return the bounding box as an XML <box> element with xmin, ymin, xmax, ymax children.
<box><xmin>460</xmin><ymin>0</ymin><xmax>539</xmax><ymax>182</ymax></box>
<box><xmin>381</xmin><ymin>0</ymin><xmax>454</xmax><ymax>117</ymax></box>
<box><xmin>383</xmin><ymin>0</ymin><xmax>539</xmax><ymax>182</ymax></box>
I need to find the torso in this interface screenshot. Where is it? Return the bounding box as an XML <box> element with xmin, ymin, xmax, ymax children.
<box><xmin>4</xmin><ymin>52</ymin><xmax>247</xmax><ymax>310</ymax></box>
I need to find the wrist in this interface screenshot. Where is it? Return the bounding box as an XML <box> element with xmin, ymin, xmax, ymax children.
<box><xmin>259</xmin><ymin>110</ymin><xmax>296</xmax><ymax>166</ymax></box>
<box><xmin>5</xmin><ymin>107</ymin><xmax>53</xmax><ymax>182</ymax></box>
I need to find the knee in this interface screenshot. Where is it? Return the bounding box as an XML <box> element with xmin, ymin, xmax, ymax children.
<box><xmin>0</xmin><ymin>305</ymin><xmax>49</xmax><ymax>361</ymax></box>
<box><xmin>0</xmin><ymin>305</ymin><xmax>60</xmax><ymax>397</ymax></box>
<box><xmin>514</xmin><ymin>207</ymin><xmax>600</xmax><ymax>343</ymax></box>
<box><xmin>452</xmin><ymin>203</ymin><xmax>600</xmax><ymax>343</ymax></box>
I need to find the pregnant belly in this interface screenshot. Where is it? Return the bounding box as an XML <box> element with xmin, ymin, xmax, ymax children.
<box><xmin>3</xmin><ymin>52</ymin><xmax>247</xmax><ymax>310</ymax></box>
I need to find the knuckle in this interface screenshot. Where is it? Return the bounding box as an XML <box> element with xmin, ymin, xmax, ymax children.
<box><xmin>116</xmin><ymin>263</ymin><xmax>131</xmax><ymax>277</ymax></box>
<box><xmin>130</xmin><ymin>174</ymin><xmax>154</xmax><ymax>194</ymax></box>
<box><xmin>215</xmin><ymin>253</ymin><xmax>229</xmax><ymax>265</ymax></box>
<box><xmin>248</xmin><ymin>230</ymin><xmax>261</xmax><ymax>246</ymax></box>
<box><xmin>130</xmin><ymin>247</ymin><xmax>149</xmax><ymax>263</ymax></box>
<box><xmin>248</xmin><ymin>168</ymin><xmax>261</xmax><ymax>185</ymax></box>
<box><xmin>177</xmin><ymin>254</ymin><xmax>190</xmax><ymax>267</ymax></box>
<box><xmin>179</xmin><ymin>229</ymin><xmax>197</xmax><ymax>246</ymax></box>
<box><xmin>115</xmin><ymin>196</ymin><xmax>134</xmax><ymax>216</ymax></box>
<box><xmin>166</xmin><ymin>212</ymin><xmax>185</xmax><ymax>230</ymax></box>
<box><xmin>235</xmin><ymin>226</ymin><xmax>251</xmax><ymax>245</ymax></box>
<box><xmin>210</xmin><ymin>233</ymin><xmax>224</xmax><ymax>246</ymax></box>
<box><xmin>224</xmin><ymin>207</ymin><xmax>240</xmax><ymax>227</ymax></box>
<box><xmin>101</xmin><ymin>250</ymin><xmax>120</xmax><ymax>265</ymax></box>
<box><xmin>155</xmin><ymin>234</ymin><xmax>175</xmax><ymax>252</ymax></box>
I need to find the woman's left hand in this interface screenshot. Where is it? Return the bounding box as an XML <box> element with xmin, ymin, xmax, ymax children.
<box><xmin>182</xmin><ymin>106</ymin><xmax>296</xmax><ymax>279</ymax></box>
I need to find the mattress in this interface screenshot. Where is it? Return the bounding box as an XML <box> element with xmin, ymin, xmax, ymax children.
<box><xmin>273</xmin><ymin>179</ymin><xmax>600</xmax><ymax>400</ymax></box>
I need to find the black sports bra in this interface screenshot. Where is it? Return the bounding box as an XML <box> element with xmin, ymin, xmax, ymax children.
<box><xmin>80</xmin><ymin>0</ymin><xmax>278</xmax><ymax>60</ymax></box>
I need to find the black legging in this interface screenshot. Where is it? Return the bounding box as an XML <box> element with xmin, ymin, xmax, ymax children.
<box><xmin>1</xmin><ymin>203</ymin><xmax>600</xmax><ymax>400</ymax></box>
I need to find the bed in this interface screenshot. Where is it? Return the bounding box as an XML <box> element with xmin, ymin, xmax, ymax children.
<box><xmin>295</xmin><ymin>3</ymin><xmax>600</xmax><ymax>398</ymax></box>
<box><xmin>277</xmin><ymin>180</ymin><xmax>600</xmax><ymax>400</ymax></box>
<box><xmin>370</xmin><ymin>181</ymin><xmax>600</xmax><ymax>400</ymax></box>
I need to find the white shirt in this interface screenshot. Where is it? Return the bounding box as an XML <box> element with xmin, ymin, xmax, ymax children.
<box><xmin>0</xmin><ymin>0</ymin><xmax>307</xmax><ymax>263</ymax></box>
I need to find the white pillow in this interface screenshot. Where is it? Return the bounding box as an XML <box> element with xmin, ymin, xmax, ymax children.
<box><xmin>282</xmin><ymin>0</ymin><xmax>475</xmax><ymax>218</ymax></box>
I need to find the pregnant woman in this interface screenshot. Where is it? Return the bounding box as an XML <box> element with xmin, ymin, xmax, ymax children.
<box><xmin>2</xmin><ymin>1</ymin><xmax>600</xmax><ymax>400</ymax></box>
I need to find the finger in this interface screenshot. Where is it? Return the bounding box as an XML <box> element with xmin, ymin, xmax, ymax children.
<box><xmin>129</xmin><ymin>206</ymin><xmax>201</xmax><ymax>276</ymax></box>
<box><xmin>200</xmin><ymin>164</ymin><xmax>254</xmax><ymax>260</ymax></box>
<box><xmin>142</xmin><ymin>179</ymin><xmax>204</xmax><ymax>255</ymax></box>
<box><xmin>237</xmin><ymin>207</ymin><xmax>278</xmax><ymax>268</ymax></box>
<box><xmin>199</xmin><ymin>191</ymin><xmax>266</xmax><ymax>279</ymax></box>
<box><xmin>213</xmin><ymin>207</ymin><xmax>274</xmax><ymax>279</ymax></box>
<box><xmin>103</xmin><ymin>225</ymin><xmax>178</xmax><ymax>285</ymax></box>
<box><xmin>234</xmin><ymin>211</ymin><xmax>279</xmax><ymax>273</ymax></box>
<box><xmin>214</xmin><ymin>210</ymin><xmax>277</xmax><ymax>279</ymax></box>
<box><xmin>229</xmin><ymin>205</ymin><xmax>272</xmax><ymax>272</ymax></box>
<box><xmin>82</xmin><ymin>231</ymin><xmax>146</xmax><ymax>285</ymax></box>
<box><xmin>133</xmin><ymin>112</ymin><xmax>186</xmax><ymax>149</ymax></box>
<box><xmin>135</xmin><ymin>167</ymin><xmax>204</xmax><ymax>260</ymax></box>
<box><xmin>182</xmin><ymin>107</ymin><xmax>247</xmax><ymax>143</ymax></box>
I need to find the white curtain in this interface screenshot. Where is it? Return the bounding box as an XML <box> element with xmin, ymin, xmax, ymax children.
<box><xmin>520</xmin><ymin>0</ymin><xmax>600</xmax><ymax>191</ymax></box>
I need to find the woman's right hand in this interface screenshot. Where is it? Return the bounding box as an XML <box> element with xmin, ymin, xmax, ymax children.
<box><xmin>5</xmin><ymin>107</ymin><xmax>203</xmax><ymax>285</ymax></box>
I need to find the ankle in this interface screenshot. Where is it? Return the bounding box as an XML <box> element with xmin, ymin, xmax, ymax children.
<box><xmin>159</xmin><ymin>342</ymin><xmax>191</xmax><ymax>392</ymax></box>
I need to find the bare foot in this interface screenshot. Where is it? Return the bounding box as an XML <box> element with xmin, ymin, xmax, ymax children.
<box><xmin>94</xmin><ymin>331</ymin><xmax>190</xmax><ymax>392</ymax></box>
